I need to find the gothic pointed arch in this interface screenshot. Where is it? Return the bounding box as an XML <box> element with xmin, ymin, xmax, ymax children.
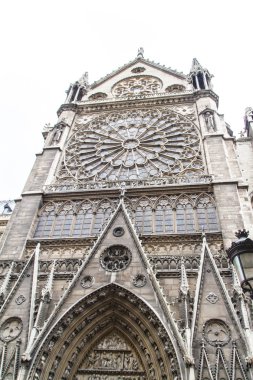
<box><xmin>28</xmin><ymin>284</ymin><xmax>183</xmax><ymax>380</ymax></box>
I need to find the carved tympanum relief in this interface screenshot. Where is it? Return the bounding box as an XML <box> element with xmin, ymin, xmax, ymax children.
<box><xmin>78</xmin><ymin>332</ymin><xmax>145</xmax><ymax>379</ymax></box>
<box><xmin>112</xmin><ymin>75</ymin><xmax>162</xmax><ymax>97</ymax></box>
<box><xmin>61</xmin><ymin>108</ymin><xmax>203</xmax><ymax>183</ymax></box>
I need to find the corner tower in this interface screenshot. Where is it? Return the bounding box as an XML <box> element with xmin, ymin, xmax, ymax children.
<box><xmin>0</xmin><ymin>50</ymin><xmax>252</xmax><ymax>380</ymax></box>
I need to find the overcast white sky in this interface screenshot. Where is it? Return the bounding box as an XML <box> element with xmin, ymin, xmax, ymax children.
<box><xmin>0</xmin><ymin>0</ymin><xmax>252</xmax><ymax>200</ymax></box>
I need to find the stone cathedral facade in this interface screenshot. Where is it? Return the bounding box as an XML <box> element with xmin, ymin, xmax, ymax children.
<box><xmin>0</xmin><ymin>50</ymin><xmax>253</xmax><ymax>380</ymax></box>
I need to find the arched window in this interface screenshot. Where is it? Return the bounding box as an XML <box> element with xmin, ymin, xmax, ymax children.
<box><xmin>72</xmin><ymin>202</ymin><xmax>93</xmax><ymax>237</ymax></box>
<box><xmin>34</xmin><ymin>203</ymin><xmax>56</xmax><ymax>238</ymax></box>
<box><xmin>155</xmin><ymin>198</ymin><xmax>173</xmax><ymax>233</ymax></box>
<box><xmin>135</xmin><ymin>198</ymin><xmax>153</xmax><ymax>234</ymax></box>
<box><xmin>176</xmin><ymin>202</ymin><xmax>195</xmax><ymax>233</ymax></box>
<box><xmin>196</xmin><ymin>196</ymin><xmax>219</xmax><ymax>232</ymax></box>
<box><xmin>52</xmin><ymin>203</ymin><xmax>74</xmax><ymax>237</ymax></box>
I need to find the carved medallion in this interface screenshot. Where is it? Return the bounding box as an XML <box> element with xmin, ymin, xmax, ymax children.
<box><xmin>203</xmin><ymin>319</ymin><xmax>231</xmax><ymax>347</ymax></box>
<box><xmin>80</xmin><ymin>275</ymin><xmax>94</xmax><ymax>288</ymax></box>
<box><xmin>63</xmin><ymin>108</ymin><xmax>203</xmax><ymax>183</ymax></box>
<box><xmin>15</xmin><ymin>295</ymin><xmax>26</xmax><ymax>305</ymax></box>
<box><xmin>133</xmin><ymin>274</ymin><xmax>147</xmax><ymax>288</ymax></box>
<box><xmin>100</xmin><ymin>245</ymin><xmax>131</xmax><ymax>272</ymax></box>
<box><xmin>206</xmin><ymin>292</ymin><xmax>219</xmax><ymax>304</ymax></box>
<box><xmin>0</xmin><ymin>317</ymin><xmax>23</xmax><ymax>342</ymax></box>
<box><xmin>113</xmin><ymin>227</ymin><xmax>125</xmax><ymax>237</ymax></box>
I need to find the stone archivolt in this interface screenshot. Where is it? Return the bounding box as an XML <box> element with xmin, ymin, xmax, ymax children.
<box><xmin>60</xmin><ymin>108</ymin><xmax>203</xmax><ymax>184</ymax></box>
<box><xmin>28</xmin><ymin>284</ymin><xmax>180</xmax><ymax>380</ymax></box>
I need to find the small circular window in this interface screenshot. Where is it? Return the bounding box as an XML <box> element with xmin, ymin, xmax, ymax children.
<box><xmin>100</xmin><ymin>245</ymin><xmax>131</xmax><ymax>272</ymax></box>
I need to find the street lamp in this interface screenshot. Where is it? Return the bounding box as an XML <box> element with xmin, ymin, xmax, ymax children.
<box><xmin>226</xmin><ymin>230</ymin><xmax>253</xmax><ymax>299</ymax></box>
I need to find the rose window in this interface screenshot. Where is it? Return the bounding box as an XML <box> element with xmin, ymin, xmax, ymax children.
<box><xmin>63</xmin><ymin>109</ymin><xmax>203</xmax><ymax>182</ymax></box>
<box><xmin>112</xmin><ymin>75</ymin><xmax>162</xmax><ymax>97</ymax></box>
<box><xmin>100</xmin><ymin>245</ymin><xmax>131</xmax><ymax>272</ymax></box>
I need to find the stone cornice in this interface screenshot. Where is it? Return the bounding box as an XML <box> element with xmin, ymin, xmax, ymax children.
<box><xmin>57</xmin><ymin>89</ymin><xmax>218</xmax><ymax>116</ymax></box>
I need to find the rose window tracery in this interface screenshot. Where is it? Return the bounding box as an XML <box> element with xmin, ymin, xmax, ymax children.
<box><xmin>100</xmin><ymin>245</ymin><xmax>132</xmax><ymax>272</ymax></box>
<box><xmin>112</xmin><ymin>75</ymin><xmax>162</xmax><ymax>97</ymax></box>
<box><xmin>63</xmin><ymin>109</ymin><xmax>203</xmax><ymax>182</ymax></box>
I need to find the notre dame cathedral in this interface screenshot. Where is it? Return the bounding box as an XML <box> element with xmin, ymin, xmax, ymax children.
<box><xmin>0</xmin><ymin>49</ymin><xmax>253</xmax><ymax>380</ymax></box>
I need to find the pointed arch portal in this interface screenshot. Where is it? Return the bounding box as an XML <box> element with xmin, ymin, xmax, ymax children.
<box><xmin>29</xmin><ymin>284</ymin><xmax>181</xmax><ymax>380</ymax></box>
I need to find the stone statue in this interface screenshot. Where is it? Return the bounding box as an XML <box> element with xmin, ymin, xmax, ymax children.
<box><xmin>204</xmin><ymin>111</ymin><xmax>216</xmax><ymax>131</ymax></box>
<box><xmin>52</xmin><ymin>126</ymin><xmax>63</xmax><ymax>144</ymax></box>
<box><xmin>137</xmin><ymin>47</ymin><xmax>144</xmax><ymax>58</ymax></box>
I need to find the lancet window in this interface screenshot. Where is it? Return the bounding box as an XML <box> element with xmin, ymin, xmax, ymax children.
<box><xmin>34</xmin><ymin>193</ymin><xmax>219</xmax><ymax>239</ymax></box>
<box><xmin>34</xmin><ymin>199</ymin><xmax>116</xmax><ymax>239</ymax></box>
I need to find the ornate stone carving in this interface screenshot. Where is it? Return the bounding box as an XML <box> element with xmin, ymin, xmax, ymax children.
<box><xmin>206</xmin><ymin>292</ymin><xmax>219</xmax><ymax>304</ymax></box>
<box><xmin>0</xmin><ymin>317</ymin><xmax>23</xmax><ymax>342</ymax></box>
<box><xmin>133</xmin><ymin>274</ymin><xmax>147</xmax><ymax>288</ymax></box>
<box><xmin>112</xmin><ymin>76</ymin><xmax>162</xmax><ymax>97</ymax></box>
<box><xmin>203</xmin><ymin>319</ymin><xmax>230</xmax><ymax>347</ymax></box>
<box><xmin>61</xmin><ymin>108</ymin><xmax>203</xmax><ymax>183</ymax></box>
<box><xmin>80</xmin><ymin>275</ymin><xmax>94</xmax><ymax>288</ymax></box>
<box><xmin>100</xmin><ymin>245</ymin><xmax>131</xmax><ymax>272</ymax></box>
<box><xmin>80</xmin><ymin>332</ymin><xmax>143</xmax><ymax>376</ymax></box>
<box><xmin>28</xmin><ymin>284</ymin><xmax>180</xmax><ymax>380</ymax></box>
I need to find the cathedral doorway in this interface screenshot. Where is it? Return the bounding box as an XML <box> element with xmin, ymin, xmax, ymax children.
<box><xmin>29</xmin><ymin>284</ymin><xmax>181</xmax><ymax>380</ymax></box>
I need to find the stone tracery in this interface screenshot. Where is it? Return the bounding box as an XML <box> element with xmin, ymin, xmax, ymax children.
<box><xmin>33</xmin><ymin>193</ymin><xmax>219</xmax><ymax>239</ymax></box>
<box><xmin>61</xmin><ymin>108</ymin><xmax>203</xmax><ymax>183</ymax></box>
<box><xmin>112</xmin><ymin>76</ymin><xmax>162</xmax><ymax>97</ymax></box>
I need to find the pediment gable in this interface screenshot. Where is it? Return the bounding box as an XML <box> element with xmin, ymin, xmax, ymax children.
<box><xmin>86</xmin><ymin>57</ymin><xmax>189</xmax><ymax>101</ymax></box>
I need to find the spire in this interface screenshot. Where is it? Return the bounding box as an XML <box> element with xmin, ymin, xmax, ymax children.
<box><xmin>189</xmin><ymin>58</ymin><xmax>212</xmax><ymax>90</ymax></box>
<box><xmin>190</xmin><ymin>57</ymin><xmax>204</xmax><ymax>73</ymax></box>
